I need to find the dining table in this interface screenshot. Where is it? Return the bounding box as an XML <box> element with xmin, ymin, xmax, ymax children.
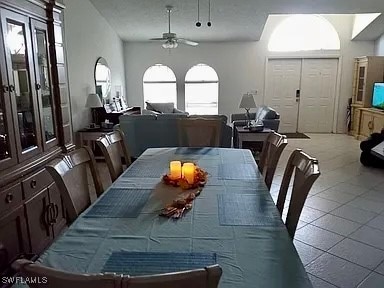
<box><xmin>37</xmin><ymin>147</ymin><xmax>312</xmax><ymax>288</ymax></box>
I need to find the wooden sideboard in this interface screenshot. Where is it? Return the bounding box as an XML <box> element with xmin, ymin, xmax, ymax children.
<box><xmin>0</xmin><ymin>0</ymin><xmax>72</xmax><ymax>278</ymax></box>
<box><xmin>354</xmin><ymin>108</ymin><xmax>384</xmax><ymax>140</ymax></box>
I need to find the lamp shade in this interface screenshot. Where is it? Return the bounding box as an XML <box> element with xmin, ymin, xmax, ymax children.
<box><xmin>85</xmin><ymin>93</ymin><xmax>103</xmax><ymax>108</ymax></box>
<box><xmin>239</xmin><ymin>93</ymin><xmax>256</xmax><ymax>109</ymax></box>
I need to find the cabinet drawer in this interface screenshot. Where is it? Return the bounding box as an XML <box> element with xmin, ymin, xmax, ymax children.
<box><xmin>22</xmin><ymin>169</ymin><xmax>53</xmax><ymax>199</ymax></box>
<box><xmin>0</xmin><ymin>184</ymin><xmax>22</xmax><ymax>218</ymax></box>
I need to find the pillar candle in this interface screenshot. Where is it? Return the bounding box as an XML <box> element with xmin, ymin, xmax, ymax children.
<box><xmin>182</xmin><ymin>163</ymin><xmax>195</xmax><ymax>184</ymax></box>
<box><xmin>169</xmin><ymin>161</ymin><xmax>182</xmax><ymax>180</ymax></box>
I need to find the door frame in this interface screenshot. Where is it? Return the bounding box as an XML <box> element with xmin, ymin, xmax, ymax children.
<box><xmin>264</xmin><ymin>55</ymin><xmax>342</xmax><ymax>133</ymax></box>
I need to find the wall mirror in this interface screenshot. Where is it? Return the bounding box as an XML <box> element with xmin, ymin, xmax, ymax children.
<box><xmin>94</xmin><ymin>57</ymin><xmax>111</xmax><ymax>100</ymax></box>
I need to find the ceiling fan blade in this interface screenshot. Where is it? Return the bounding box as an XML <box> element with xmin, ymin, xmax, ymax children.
<box><xmin>150</xmin><ymin>37</ymin><xmax>167</xmax><ymax>41</ymax></box>
<box><xmin>177</xmin><ymin>38</ymin><xmax>199</xmax><ymax>46</ymax></box>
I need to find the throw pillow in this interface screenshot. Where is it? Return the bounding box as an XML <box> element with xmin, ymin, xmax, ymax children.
<box><xmin>145</xmin><ymin>102</ymin><xmax>162</xmax><ymax>113</ymax></box>
<box><xmin>148</xmin><ymin>102</ymin><xmax>175</xmax><ymax>114</ymax></box>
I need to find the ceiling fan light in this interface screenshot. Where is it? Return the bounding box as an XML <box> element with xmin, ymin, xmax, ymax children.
<box><xmin>162</xmin><ymin>41</ymin><xmax>178</xmax><ymax>49</ymax></box>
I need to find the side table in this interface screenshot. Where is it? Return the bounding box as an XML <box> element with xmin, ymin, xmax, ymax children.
<box><xmin>77</xmin><ymin>128</ymin><xmax>113</xmax><ymax>160</ymax></box>
<box><xmin>236</xmin><ymin>127</ymin><xmax>272</xmax><ymax>149</ymax></box>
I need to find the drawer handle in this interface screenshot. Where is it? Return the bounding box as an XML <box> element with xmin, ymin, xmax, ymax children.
<box><xmin>30</xmin><ymin>180</ymin><xmax>37</xmax><ymax>189</ymax></box>
<box><xmin>5</xmin><ymin>193</ymin><xmax>13</xmax><ymax>204</ymax></box>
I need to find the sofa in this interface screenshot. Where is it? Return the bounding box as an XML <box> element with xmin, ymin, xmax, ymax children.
<box><xmin>142</xmin><ymin>102</ymin><xmax>188</xmax><ymax>115</ymax></box>
<box><xmin>231</xmin><ymin>105</ymin><xmax>280</xmax><ymax>148</ymax></box>
<box><xmin>117</xmin><ymin>114</ymin><xmax>232</xmax><ymax>158</ymax></box>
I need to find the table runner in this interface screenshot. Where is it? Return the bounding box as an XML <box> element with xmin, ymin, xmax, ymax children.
<box><xmin>38</xmin><ymin>148</ymin><xmax>312</xmax><ymax>288</ymax></box>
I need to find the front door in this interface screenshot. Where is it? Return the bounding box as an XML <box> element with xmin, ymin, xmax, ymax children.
<box><xmin>298</xmin><ymin>59</ymin><xmax>338</xmax><ymax>133</ymax></box>
<box><xmin>266</xmin><ymin>58</ymin><xmax>338</xmax><ymax>133</ymax></box>
<box><xmin>266</xmin><ymin>59</ymin><xmax>302</xmax><ymax>133</ymax></box>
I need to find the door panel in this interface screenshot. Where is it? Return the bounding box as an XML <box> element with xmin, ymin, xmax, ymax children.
<box><xmin>266</xmin><ymin>59</ymin><xmax>302</xmax><ymax>133</ymax></box>
<box><xmin>0</xmin><ymin>206</ymin><xmax>29</xmax><ymax>272</ymax></box>
<box><xmin>373</xmin><ymin>114</ymin><xmax>384</xmax><ymax>133</ymax></box>
<box><xmin>0</xmin><ymin>18</ymin><xmax>17</xmax><ymax>170</ymax></box>
<box><xmin>31</xmin><ymin>20</ymin><xmax>58</xmax><ymax>150</ymax></box>
<box><xmin>25</xmin><ymin>189</ymin><xmax>53</xmax><ymax>255</ymax></box>
<box><xmin>48</xmin><ymin>183</ymin><xmax>67</xmax><ymax>237</ymax></box>
<box><xmin>360</xmin><ymin>111</ymin><xmax>373</xmax><ymax>138</ymax></box>
<box><xmin>298</xmin><ymin>59</ymin><xmax>338</xmax><ymax>133</ymax></box>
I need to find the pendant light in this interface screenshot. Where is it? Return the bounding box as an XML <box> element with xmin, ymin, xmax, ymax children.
<box><xmin>196</xmin><ymin>0</ymin><xmax>201</xmax><ymax>27</ymax></box>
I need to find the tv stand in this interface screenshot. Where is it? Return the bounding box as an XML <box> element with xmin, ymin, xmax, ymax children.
<box><xmin>354</xmin><ymin>107</ymin><xmax>384</xmax><ymax>140</ymax></box>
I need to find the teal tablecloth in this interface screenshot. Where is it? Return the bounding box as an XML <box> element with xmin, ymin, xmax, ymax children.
<box><xmin>38</xmin><ymin>148</ymin><xmax>312</xmax><ymax>288</ymax></box>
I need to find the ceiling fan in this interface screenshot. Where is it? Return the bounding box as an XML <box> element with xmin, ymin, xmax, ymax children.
<box><xmin>150</xmin><ymin>5</ymin><xmax>199</xmax><ymax>49</ymax></box>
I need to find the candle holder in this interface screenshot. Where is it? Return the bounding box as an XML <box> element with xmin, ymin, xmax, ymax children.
<box><xmin>163</xmin><ymin>162</ymin><xmax>208</xmax><ymax>190</ymax></box>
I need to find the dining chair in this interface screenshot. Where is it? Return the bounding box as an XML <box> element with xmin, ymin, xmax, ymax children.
<box><xmin>45</xmin><ymin>147</ymin><xmax>103</xmax><ymax>223</ymax></box>
<box><xmin>12</xmin><ymin>259</ymin><xmax>222</xmax><ymax>288</ymax></box>
<box><xmin>121</xmin><ymin>264</ymin><xmax>222</xmax><ymax>288</ymax></box>
<box><xmin>258</xmin><ymin>132</ymin><xmax>288</xmax><ymax>190</ymax></box>
<box><xmin>96</xmin><ymin>130</ymin><xmax>131</xmax><ymax>182</ymax></box>
<box><xmin>178</xmin><ymin>119</ymin><xmax>221</xmax><ymax>147</ymax></box>
<box><xmin>12</xmin><ymin>259</ymin><xmax>122</xmax><ymax>288</ymax></box>
<box><xmin>276</xmin><ymin>149</ymin><xmax>320</xmax><ymax>239</ymax></box>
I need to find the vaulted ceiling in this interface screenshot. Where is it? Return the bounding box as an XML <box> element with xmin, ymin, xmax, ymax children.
<box><xmin>89</xmin><ymin>0</ymin><xmax>384</xmax><ymax>42</ymax></box>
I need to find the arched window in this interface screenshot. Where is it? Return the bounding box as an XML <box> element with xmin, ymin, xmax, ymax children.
<box><xmin>268</xmin><ymin>15</ymin><xmax>340</xmax><ymax>52</ymax></box>
<box><xmin>143</xmin><ymin>64</ymin><xmax>177</xmax><ymax>105</ymax></box>
<box><xmin>185</xmin><ymin>64</ymin><xmax>219</xmax><ymax>115</ymax></box>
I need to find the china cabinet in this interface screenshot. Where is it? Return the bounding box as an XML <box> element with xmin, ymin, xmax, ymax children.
<box><xmin>0</xmin><ymin>0</ymin><xmax>73</xmax><ymax>278</ymax></box>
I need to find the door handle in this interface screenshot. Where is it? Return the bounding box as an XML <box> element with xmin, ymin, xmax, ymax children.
<box><xmin>35</xmin><ymin>83</ymin><xmax>41</xmax><ymax>90</ymax></box>
<box><xmin>8</xmin><ymin>85</ymin><xmax>15</xmax><ymax>92</ymax></box>
<box><xmin>43</xmin><ymin>204</ymin><xmax>51</xmax><ymax>227</ymax></box>
<box><xmin>296</xmin><ymin>90</ymin><xmax>300</xmax><ymax>102</ymax></box>
<box><xmin>2</xmin><ymin>85</ymin><xmax>8</xmax><ymax>93</ymax></box>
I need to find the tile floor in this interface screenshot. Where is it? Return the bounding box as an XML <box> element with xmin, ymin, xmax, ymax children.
<box><xmin>269</xmin><ymin>134</ymin><xmax>384</xmax><ymax>288</ymax></box>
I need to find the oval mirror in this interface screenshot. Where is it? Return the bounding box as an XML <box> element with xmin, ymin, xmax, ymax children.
<box><xmin>94</xmin><ymin>57</ymin><xmax>111</xmax><ymax>100</ymax></box>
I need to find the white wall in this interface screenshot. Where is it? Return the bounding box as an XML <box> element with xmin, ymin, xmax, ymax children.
<box><xmin>375</xmin><ymin>34</ymin><xmax>384</xmax><ymax>55</ymax></box>
<box><xmin>63</xmin><ymin>0</ymin><xmax>126</xmax><ymax>132</ymax></box>
<box><xmin>124</xmin><ymin>15</ymin><xmax>374</xmax><ymax>133</ymax></box>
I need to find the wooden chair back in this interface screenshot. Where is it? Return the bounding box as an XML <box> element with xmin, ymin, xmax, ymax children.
<box><xmin>276</xmin><ymin>149</ymin><xmax>320</xmax><ymax>239</ymax></box>
<box><xmin>122</xmin><ymin>264</ymin><xmax>222</xmax><ymax>288</ymax></box>
<box><xmin>12</xmin><ymin>259</ymin><xmax>122</xmax><ymax>288</ymax></box>
<box><xmin>96</xmin><ymin>130</ymin><xmax>131</xmax><ymax>182</ymax></box>
<box><xmin>45</xmin><ymin>147</ymin><xmax>103</xmax><ymax>223</ymax></box>
<box><xmin>258</xmin><ymin>132</ymin><xmax>288</xmax><ymax>190</ymax></box>
<box><xmin>178</xmin><ymin>119</ymin><xmax>221</xmax><ymax>147</ymax></box>
<box><xmin>12</xmin><ymin>260</ymin><xmax>221</xmax><ymax>288</ymax></box>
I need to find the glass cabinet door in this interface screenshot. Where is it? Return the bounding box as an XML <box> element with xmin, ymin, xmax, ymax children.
<box><xmin>31</xmin><ymin>20</ymin><xmax>57</xmax><ymax>150</ymax></box>
<box><xmin>0</xmin><ymin>45</ymin><xmax>17</xmax><ymax>170</ymax></box>
<box><xmin>1</xmin><ymin>10</ymin><xmax>42</xmax><ymax>161</ymax></box>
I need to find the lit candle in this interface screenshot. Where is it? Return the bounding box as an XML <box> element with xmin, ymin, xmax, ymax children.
<box><xmin>169</xmin><ymin>161</ymin><xmax>182</xmax><ymax>180</ymax></box>
<box><xmin>182</xmin><ymin>163</ymin><xmax>195</xmax><ymax>184</ymax></box>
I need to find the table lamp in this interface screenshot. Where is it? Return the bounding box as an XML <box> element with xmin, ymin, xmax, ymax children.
<box><xmin>239</xmin><ymin>93</ymin><xmax>256</xmax><ymax>129</ymax></box>
<box><xmin>86</xmin><ymin>93</ymin><xmax>103</xmax><ymax>126</ymax></box>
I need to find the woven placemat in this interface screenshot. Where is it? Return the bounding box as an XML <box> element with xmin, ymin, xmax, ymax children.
<box><xmin>84</xmin><ymin>189</ymin><xmax>152</xmax><ymax>218</ymax></box>
<box><xmin>218</xmin><ymin>164</ymin><xmax>258</xmax><ymax>180</ymax></box>
<box><xmin>122</xmin><ymin>163</ymin><xmax>167</xmax><ymax>178</ymax></box>
<box><xmin>175</xmin><ymin>147</ymin><xmax>219</xmax><ymax>155</ymax></box>
<box><xmin>102</xmin><ymin>251</ymin><xmax>216</xmax><ymax>275</ymax></box>
<box><xmin>218</xmin><ymin>194</ymin><xmax>282</xmax><ymax>226</ymax></box>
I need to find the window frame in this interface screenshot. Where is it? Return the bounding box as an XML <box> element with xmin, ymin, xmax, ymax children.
<box><xmin>142</xmin><ymin>64</ymin><xmax>177</xmax><ymax>106</ymax></box>
<box><xmin>185</xmin><ymin>64</ymin><xmax>219</xmax><ymax>115</ymax></box>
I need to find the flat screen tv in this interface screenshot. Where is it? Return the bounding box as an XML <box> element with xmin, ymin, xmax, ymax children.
<box><xmin>372</xmin><ymin>83</ymin><xmax>384</xmax><ymax>110</ymax></box>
